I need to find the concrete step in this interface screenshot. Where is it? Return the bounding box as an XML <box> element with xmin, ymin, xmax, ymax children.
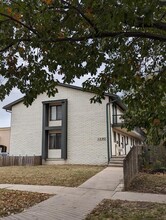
<box><xmin>110</xmin><ymin>158</ymin><xmax>124</xmax><ymax>161</ymax></box>
<box><xmin>44</xmin><ymin>158</ymin><xmax>66</xmax><ymax>165</ymax></box>
<box><xmin>111</xmin><ymin>156</ymin><xmax>125</xmax><ymax>159</ymax></box>
<box><xmin>109</xmin><ymin>160</ymin><xmax>124</xmax><ymax>164</ymax></box>
<box><xmin>108</xmin><ymin>163</ymin><xmax>123</xmax><ymax>167</ymax></box>
<box><xmin>109</xmin><ymin>156</ymin><xmax>125</xmax><ymax>167</ymax></box>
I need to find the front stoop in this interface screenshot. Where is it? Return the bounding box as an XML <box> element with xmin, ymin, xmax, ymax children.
<box><xmin>108</xmin><ymin>156</ymin><xmax>125</xmax><ymax>167</ymax></box>
<box><xmin>43</xmin><ymin>158</ymin><xmax>67</xmax><ymax>165</ymax></box>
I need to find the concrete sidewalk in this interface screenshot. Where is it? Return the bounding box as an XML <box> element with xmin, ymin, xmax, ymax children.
<box><xmin>79</xmin><ymin>167</ymin><xmax>123</xmax><ymax>191</ymax></box>
<box><xmin>0</xmin><ymin>167</ymin><xmax>166</xmax><ymax>220</ymax></box>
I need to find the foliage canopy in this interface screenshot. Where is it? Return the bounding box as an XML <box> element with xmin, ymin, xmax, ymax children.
<box><xmin>0</xmin><ymin>0</ymin><xmax>166</xmax><ymax>142</ymax></box>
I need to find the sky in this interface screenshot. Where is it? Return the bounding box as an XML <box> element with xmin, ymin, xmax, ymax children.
<box><xmin>0</xmin><ymin>88</ymin><xmax>23</xmax><ymax>127</ymax></box>
<box><xmin>0</xmin><ymin>76</ymin><xmax>89</xmax><ymax>128</ymax></box>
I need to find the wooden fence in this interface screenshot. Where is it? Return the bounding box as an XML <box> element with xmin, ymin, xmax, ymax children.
<box><xmin>0</xmin><ymin>156</ymin><xmax>42</xmax><ymax>167</ymax></box>
<box><xmin>123</xmin><ymin>145</ymin><xmax>142</xmax><ymax>190</ymax></box>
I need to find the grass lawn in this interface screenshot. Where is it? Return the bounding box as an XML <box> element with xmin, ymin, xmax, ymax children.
<box><xmin>0</xmin><ymin>189</ymin><xmax>51</xmax><ymax>218</ymax></box>
<box><xmin>128</xmin><ymin>172</ymin><xmax>166</xmax><ymax>194</ymax></box>
<box><xmin>0</xmin><ymin>165</ymin><xmax>104</xmax><ymax>187</ymax></box>
<box><xmin>86</xmin><ymin>199</ymin><xmax>166</xmax><ymax>220</ymax></box>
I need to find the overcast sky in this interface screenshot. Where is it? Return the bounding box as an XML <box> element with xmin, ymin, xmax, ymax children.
<box><xmin>0</xmin><ymin>76</ymin><xmax>90</xmax><ymax>128</ymax></box>
<box><xmin>0</xmin><ymin>88</ymin><xmax>23</xmax><ymax>127</ymax></box>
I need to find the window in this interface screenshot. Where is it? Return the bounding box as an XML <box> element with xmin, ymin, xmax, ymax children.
<box><xmin>112</xmin><ymin>104</ymin><xmax>117</xmax><ymax>123</ymax></box>
<box><xmin>50</xmin><ymin>105</ymin><xmax>62</xmax><ymax>120</ymax></box>
<box><xmin>130</xmin><ymin>137</ymin><xmax>132</xmax><ymax>146</ymax></box>
<box><xmin>113</xmin><ymin>131</ymin><xmax>116</xmax><ymax>142</ymax></box>
<box><xmin>49</xmin><ymin>133</ymin><xmax>61</xmax><ymax>149</ymax></box>
<box><xmin>118</xmin><ymin>133</ymin><xmax>120</xmax><ymax>146</ymax></box>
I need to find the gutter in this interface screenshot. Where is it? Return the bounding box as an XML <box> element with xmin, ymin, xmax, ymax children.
<box><xmin>106</xmin><ymin>102</ymin><xmax>111</xmax><ymax>163</ymax></box>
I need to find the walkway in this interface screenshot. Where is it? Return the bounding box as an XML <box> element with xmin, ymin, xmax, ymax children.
<box><xmin>0</xmin><ymin>167</ymin><xmax>166</xmax><ymax>220</ymax></box>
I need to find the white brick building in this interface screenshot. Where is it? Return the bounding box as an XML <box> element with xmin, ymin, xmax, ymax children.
<box><xmin>3</xmin><ymin>84</ymin><xmax>143</xmax><ymax>165</ymax></box>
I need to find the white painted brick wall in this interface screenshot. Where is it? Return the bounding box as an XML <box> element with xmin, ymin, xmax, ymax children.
<box><xmin>10</xmin><ymin>86</ymin><xmax>109</xmax><ymax>164</ymax></box>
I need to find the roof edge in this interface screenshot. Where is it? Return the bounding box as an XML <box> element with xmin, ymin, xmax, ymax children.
<box><xmin>3</xmin><ymin>83</ymin><xmax>126</xmax><ymax>111</ymax></box>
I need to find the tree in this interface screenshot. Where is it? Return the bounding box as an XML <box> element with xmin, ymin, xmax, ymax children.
<box><xmin>0</xmin><ymin>0</ymin><xmax>166</xmax><ymax>142</ymax></box>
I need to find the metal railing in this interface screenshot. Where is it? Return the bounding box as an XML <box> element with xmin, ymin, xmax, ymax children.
<box><xmin>112</xmin><ymin>114</ymin><xmax>124</xmax><ymax>125</ymax></box>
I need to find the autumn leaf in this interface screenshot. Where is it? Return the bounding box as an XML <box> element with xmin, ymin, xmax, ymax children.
<box><xmin>6</xmin><ymin>7</ymin><xmax>12</xmax><ymax>15</ymax></box>
<box><xmin>153</xmin><ymin>119</ymin><xmax>160</xmax><ymax>126</ymax></box>
<box><xmin>13</xmin><ymin>13</ymin><xmax>21</xmax><ymax>21</ymax></box>
<box><xmin>42</xmin><ymin>0</ymin><xmax>53</xmax><ymax>5</ymax></box>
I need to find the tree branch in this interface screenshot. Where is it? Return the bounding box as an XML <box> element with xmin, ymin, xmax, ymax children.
<box><xmin>0</xmin><ymin>12</ymin><xmax>39</xmax><ymax>37</ymax></box>
<box><xmin>40</xmin><ymin>31</ymin><xmax>166</xmax><ymax>42</ymax></box>
<box><xmin>0</xmin><ymin>42</ymin><xmax>17</xmax><ymax>53</ymax></box>
<box><xmin>1</xmin><ymin>30</ymin><xmax>165</xmax><ymax>53</ymax></box>
<box><xmin>61</xmin><ymin>0</ymin><xmax>99</xmax><ymax>33</ymax></box>
<box><xmin>136</xmin><ymin>18</ymin><xmax>166</xmax><ymax>31</ymax></box>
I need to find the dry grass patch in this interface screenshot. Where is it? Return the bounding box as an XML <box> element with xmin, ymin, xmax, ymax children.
<box><xmin>0</xmin><ymin>165</ymin><xmax>104</xmax><ymax>187</ymax></box>
<box><xmin>128</xmin><ymin>172</ymin><xmax>166</xmax><ymax>194</ymax></box>
<box><xmin>0</xmin><ymin>189</ymin><xmax>51</xmax><ymax>218</ymax></box>
<box><xmin>86</xmin><ymin>199</ymin><xmax>166</xmax><ymax>220</ymax></box>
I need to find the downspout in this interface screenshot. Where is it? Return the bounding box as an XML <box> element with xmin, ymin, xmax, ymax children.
<box><xmin>106</xmin><ymin>103</ymin><xmax>111</xmax><ymax>163</ymax></box>
<box><xmin>106</xmin><ymin>99</ymin><xmax>118</xmax><ymax>164</ymax></box>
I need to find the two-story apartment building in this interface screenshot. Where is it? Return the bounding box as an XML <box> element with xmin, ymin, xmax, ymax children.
<box><xmin>3</xmin><ymin>84</ymin><xmax>143</xmax><ymax>165</ymax></box>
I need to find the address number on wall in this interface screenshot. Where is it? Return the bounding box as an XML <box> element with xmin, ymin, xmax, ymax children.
<box><xmin>97</xmin><ymin>137</ymin><xmax>106</xmax><ymax>141</ymax></box>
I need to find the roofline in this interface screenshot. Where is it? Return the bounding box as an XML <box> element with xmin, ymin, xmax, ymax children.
<box><xmin>3</xmin><ymin>97</ymin><xmax>24</xmax><ymax>111</ymax></box>
<box><xmin>3</xmin><ymin>83</ymin><xmax>126</xmax><ymax>111</ymax></box>
<box><xmin>0</xmin><ymin>127</ymin><xmax>11</xmax><ymax>130</ymax></box>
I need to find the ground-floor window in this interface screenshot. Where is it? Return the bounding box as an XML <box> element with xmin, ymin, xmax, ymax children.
<box><xmin>49</xmin><ymin>132</ymin><xmax>62</xmax><ymax>149</ymax></box>
<box><xmin>118</xmin><ymin>133</ymin><xmax>120</xmax><ymax>146</ymax></box>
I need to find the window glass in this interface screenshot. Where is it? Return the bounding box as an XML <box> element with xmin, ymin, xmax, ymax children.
<box><xmin>126</xmin><ymin>137</ymin><xmax>128</xmax><ymax>145</ymax></box>
<box><xmin>56</xmin><ymin>133</ymin><xmax>61</xmax><ymax>149</ymax></box>
<box><xmin>118</xmin><ymin>133</ymin><xmax>120</xmax><ymax>146</ymax></box>
<box><xmin>113</xmin><ymin>131</ymin><xmax>116</xmax><ymax>142</ymax></box>
<box><xmin>49</xmin><ymin>133</ymin><xmax>61</xmax><ymax>149</ymax></box>
<box><xmin>56</xmin><ymin>105</ymin><xmax>62</xmax><ymax>120</ymax></box>
<box><xmin>50</xmin><ymin>105</ymin><xmax>62</xmax><ymax>120</ymax></box>
<box><xmin>113</xmin><ymin>104</ymin><xmax>117</xmax><ymax>123</ymax></box>
<box><xmin>50</xmin><ymin>106</ymin><xmax>56</xmax><ymax>121</ymax></box>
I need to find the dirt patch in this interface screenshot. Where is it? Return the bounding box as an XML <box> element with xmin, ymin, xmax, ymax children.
<box><xmin>86</xmin><ymin>199</ymin><xmax>166</xmax><ymax>220</ymax></box>
<box><xmin>0</xmin><ymin>189</ymin><xmax>51</xmax><ymax>218</ymax></box>
<box><xmin>128</xmin><ymin>172</ymin><xmax>166</xmax><ymax>194</ymax></box>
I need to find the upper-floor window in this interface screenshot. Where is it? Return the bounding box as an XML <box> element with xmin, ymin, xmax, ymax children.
<box><xmin>112</xmin><ymin>104</ymin><xmax>117</xmax><ymax>124</ymax></box>
<box><xmin>50</xmin><ymin>105</ymin><xmax>62</xmax><ymax>121</ymax></box>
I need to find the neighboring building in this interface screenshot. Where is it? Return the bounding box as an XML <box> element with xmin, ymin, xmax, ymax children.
<box><xmin>3</xmin><ymin>84</ymin><xmax>143</xmax><ymax>165</ymax></box>
<box><xmin>0</xmin><ymin>127</ymin><xmax>11</xmax><ymax>153</ymax></box>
